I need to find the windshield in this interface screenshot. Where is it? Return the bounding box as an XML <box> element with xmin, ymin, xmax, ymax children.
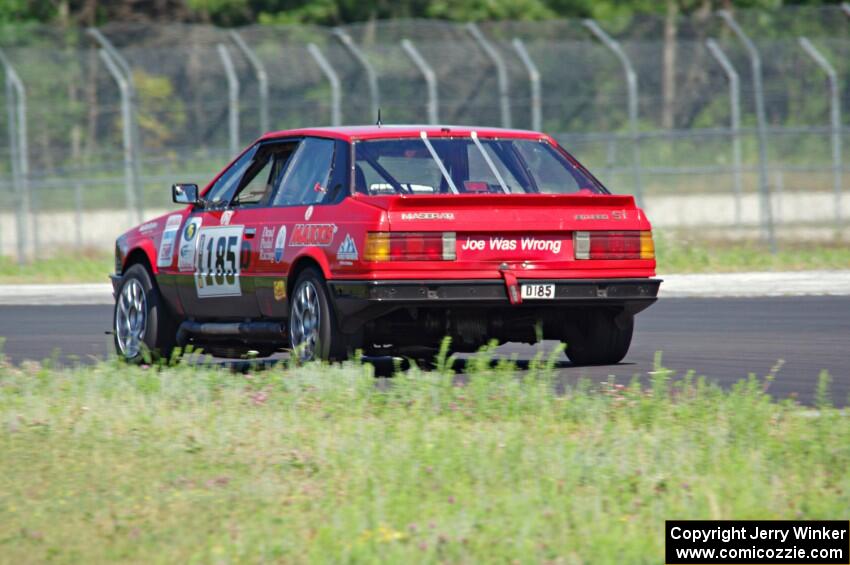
<box><xmin>353</xmin><ymin>136</ymin><xmax>605</xmax><ymax>196</ymax></box>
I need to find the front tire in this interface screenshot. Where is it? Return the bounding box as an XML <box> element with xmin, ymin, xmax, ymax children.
<box><xmin>564</xmin><ymin>310</ymin><xmax>633</xmax><ymax>366</ymax></box>
<box><xmin>288</xmin><ymin>267</ymin><xmax>350</xmax><ymax>362</ymax></box>
<box><xmin>113</xmin><ymin>263</ymin><xmax>178</xmax><ymax>363</ymax></box>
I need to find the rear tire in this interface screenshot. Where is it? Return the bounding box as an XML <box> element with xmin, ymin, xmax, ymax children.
<box><xmin>564</xmin><ymin>310</ymin><xmax>633</xmax><ymax>366</ymax></box>
<box><xmin>113</xmin><ymin>263</ymin><xmax>178</xmax><ymax>363</ymax></box>
<box><xmin>288</xmin><ymin>267</ymin><xmax>351</xmax><ymax>362</ymax></box>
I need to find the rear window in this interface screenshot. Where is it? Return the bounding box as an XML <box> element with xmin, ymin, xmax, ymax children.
<box><xmin>353</xmin><ymin>136</ymin><xmax>604</xmax><ymax>196</ymax></box>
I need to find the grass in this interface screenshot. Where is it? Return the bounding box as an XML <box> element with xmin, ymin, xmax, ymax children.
<box><xmin>654</xmin><ymin>235</ymin><xmax>850</xmax><ymax>274</ymax></box>
<box><xmin>0</xmin><ymin>343</ymin><xmax>847</xmax><ymax>563</ymax></box>
<box><xmin>0</xmin><ymin>234</ymin><xmax>848</xmax><ymax>284</ymax></box>
<box><xmin>0</xmin><ymin>250</ymin><xmax>112</xmax><ymax>284</ymax></box>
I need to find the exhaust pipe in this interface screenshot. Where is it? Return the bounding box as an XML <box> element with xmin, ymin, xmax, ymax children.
<box><xmin>176</xmin><ymin>320</ymin><xmax>286</xmax><ymax>346</ymax></box>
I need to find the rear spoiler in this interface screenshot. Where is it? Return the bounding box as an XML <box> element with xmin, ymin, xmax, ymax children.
<box><xmin>355</xmin><ymin>193</ymin><xmax>637</xmax><ymax>210</ymax></box>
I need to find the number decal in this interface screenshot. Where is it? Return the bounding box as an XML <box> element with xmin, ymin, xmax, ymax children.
<box><xmin>215</xmin><ymin>236</ymin><xmax>226</xmax><ymax>285</ymax></box>
<box><xmin>520</xmin><ymin>284</ymin><xmax>555</xmax><ymax>300</ymax></box>
<box><xmin>204</xmin><ymin>237</ymin><xmax>214</xmax><ymax>287</ymax></box>
<box><xmin>194</xmin><ymin>226</ymin><xmax>243</xmax><ymax>297</ymax></box>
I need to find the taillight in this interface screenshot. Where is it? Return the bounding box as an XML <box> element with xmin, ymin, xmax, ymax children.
<box><xmin>573</xmin><ymin>231</ymin><xmax>654</xmax><ymax>260</ymax></box>
<box><xmin>364</xmin><ymin>232</ymin><xmax>457</xmax><ymax>261</ymax></box>
<box><xmin>639</xmin><ymin>231</ymin><xmax>655</xmax><ymax>259</ymax></box>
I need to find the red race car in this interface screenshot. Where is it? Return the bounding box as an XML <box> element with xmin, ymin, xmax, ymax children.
<box><xmin>111</xmin><ymin>125</ymin><xmax>660</xmax><ymax>364</ymax></box>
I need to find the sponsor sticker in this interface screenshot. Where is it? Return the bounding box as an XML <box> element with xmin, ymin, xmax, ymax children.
<box><xmin>400</xmin><ymin>212</ymin><xmax>455</xmax><ymax>221</ymax></box>
<box><xmin>258</xmin><ymin>226</ymin><xmax>276</xmax><ymax>261</ymax></box>
<box><xmin>139</xmin><ymin>221</ymin><xmax>158</xmax><ymax>233</ymax></box>
<box><xmin>165</xmin><ymin>215</ymin><xmax>183</xmax><ymax>229</ymax></box>
<box><xmin>221</xmin><ymin>210</ymin><xmax>234</xmax><ymax>225</ymax></box>
<box><xmin>177</xmin><ymin>217</ymin><xmax>203</xmax><ymax>272</ymax></box>
<box><xmin>304</xmin><ymin>205</ymin><xmax>314</xmax><ymax>221</ymax></box>
<box><xmin>156</xmin><ymin>214</ymin><xmax>183</xmax><ymax>268</ymax></box>
<box><xmin>336</xmin><ymin>234</ymin><xmax>358</xmax><ymax>261</ymax></box>
<box><xmin>184</xmin><ymin>220</ymin><xmax>199</xmax><ymax>241</ymax></box>
<box><xmin>274</xmin><ymin>226</ymin><xmax>287</xmax><ymax>262</ymax></box>
<box><xmin>289</xmin><ymin>224</ymin><xmax>336</xmax><ymax>247</ymax></box>
<box><xmin>273</xmin><ymin>280</ymin><xmax>286</xmax><ymax>301</ymax></box>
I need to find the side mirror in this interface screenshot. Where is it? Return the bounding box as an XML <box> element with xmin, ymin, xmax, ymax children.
<box><xmin>172</xmin><ymin>183</ymin><xmax>199</xmax><ymax>205</ymax></box>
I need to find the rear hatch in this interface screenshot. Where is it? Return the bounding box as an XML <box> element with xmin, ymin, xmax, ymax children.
<box><xmin>360</xmin><ymin>193</ymin><xmax>654</xmax><ymax>275</ymax></box>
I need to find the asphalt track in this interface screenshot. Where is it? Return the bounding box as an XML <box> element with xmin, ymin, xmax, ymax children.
<box><xmin>0</xmin><ymin>297</ymin><xmax>847</xmax><ymax>406</ymax></box>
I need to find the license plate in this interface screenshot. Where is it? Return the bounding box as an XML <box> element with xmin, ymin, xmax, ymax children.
<box><xmin>520</xmin><ymin>284</ymin><xmax>555</xmax><ymax>300</ymax></box>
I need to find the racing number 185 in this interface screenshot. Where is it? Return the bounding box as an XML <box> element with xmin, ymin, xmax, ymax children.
<box><xmin>204</xmin><ymin>235</ymin><xmax>238</xmax><ymax>286</ymax></box>
<box><xmin>194</xmin><ymin>225</ymin><xmax>243</xmax><ymax>298</ymax></box>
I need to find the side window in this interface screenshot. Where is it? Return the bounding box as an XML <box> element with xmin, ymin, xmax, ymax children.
<box><xmin>231</xmin><ymin>142</ymin><xmax>298</xmax><ymax>207</ymax></box>
<box><xmin>514</xmin><ymin>140</ymin><xmax>581</xmax><ymax>193</ymax></box>
<box><xmin>272</xmin><ymin>138</ymin><xmax>336</xmax><ymax>207</ymax></box>
<box><xmin>203</xmin><ymin>145</ymin><xmax>258</xmax><ymax>207</ymax></box>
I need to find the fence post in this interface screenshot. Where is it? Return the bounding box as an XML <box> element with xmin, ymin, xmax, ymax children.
<box><xmin>333</xmin><ymin>28</ymin><xmax>380</xmax><ymax>122</ymax></box>
<box><xmin>217</xmin><ymin>44</ymin><xmax>240</xmax><ymax>155</ymax></box>
<box><xmin>512</xmin><ymin>38</ymin><xmax>542</xmax><ymax>132</ymax></box>
<box><xmin>0</xmin><ymin>50</ymin><xmax>29</xmax><ymax>263</ymax></box>
<box><xmin>87</xmin><ymin>28</ymin><xmax>143</xmax><ymax>224</ymax></box>
<box><xmin>401</xmin><ymin>39</ymin><xmax>439</xmax><ymax>125</ymax></box>
<box><xmin>74</xmin><ymin>181</ymin><xmax>84</xmax><ymax>248</ymax></box>
<box><xmin>774</xmin><ymin>170</ymin><xmax>784</xmax><ymax>222</ymax></box>
<box><xmin>583</xmin><ymin>19</ymin><xmax>643</xmax><ymax>206</ymax></box>
<box><xmin>307</xmin><ymin>43</ymin><xmax>342</xmax><ymax>127</ymax></box>
<box><xmin>1</xmin><ymin>69</ymin><xmax>13</xmax><ymax>258</ymax></box>
<box><xmin>706</xmin><ymin>39</ymin><xmax>743</xmax><ymax>227</ymax></box>
<box><xmin>467</xmin><ymin>23</ymin><xmax>511</xmax><ymax>128</ymax></box>
<box><xmin>718</xmin><ymin>10</ymin><xmax>776</xmax><ymax>252</ymax></box>
<box><xmin>229</xmin><ymin>30</ymin><xmax>269</xmax><ymax>134</ymax></box>
<box><xmin>97</xmin><ymin>49</ymin><xmax>138</xmax><ymax>228</ymax></box>
<box><xmin>799</xmin><ymin>37</ymin><xmax>842</xmax><ymax>229</ymax></box>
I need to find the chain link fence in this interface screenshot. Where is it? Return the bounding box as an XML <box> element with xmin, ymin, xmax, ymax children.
<box><xmin>1</xmin><ymin>5</ymin><xmax>849</xmax><ymax>260</ymax></box>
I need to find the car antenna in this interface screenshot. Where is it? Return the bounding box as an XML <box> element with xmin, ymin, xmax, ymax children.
<box><xmin>376</xmin><ymin>108</ymin><xmax>382</xmax><ymax>127</ymax></box>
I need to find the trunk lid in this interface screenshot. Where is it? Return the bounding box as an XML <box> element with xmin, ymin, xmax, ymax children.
<box><xmin>378</xmin><ymin>193</ymin><xmax>641</xmax><ymax>233</ymax></box>
<box><xmin>362</xmin><ymin>193</ymin><xmax>648</xmax><ymax>266</ymax></box>
<box><xmin>370</xmin><ymin>194</ymin><xmax>649</xmax><ymax>268</ymax></box>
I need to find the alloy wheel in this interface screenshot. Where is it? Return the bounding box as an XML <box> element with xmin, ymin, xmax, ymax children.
<box><xmin>290</xmin><ymin>280</ymin><xmax>321</xmax><ymax>361</ymax></box>
<box><xmin>115</xmin><ymin>278</ymin><xmax>147</xmax><ymax>359</ymax></box>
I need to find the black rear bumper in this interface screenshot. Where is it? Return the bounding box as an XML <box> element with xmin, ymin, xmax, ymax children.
<box><xmin>327</xmin><ymin>278</ymin><xmax>661</xmax><ymax>332</ymax></box>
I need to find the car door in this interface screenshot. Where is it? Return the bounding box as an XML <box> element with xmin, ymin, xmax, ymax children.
<box><xmin>252</xmin><ymin>137</ymin><xmax>349</xmax><ymax>319</ymax></box>
<box><xmin>220</xmin><ymin>139</ymin><xmax>302</xmax><ymax>318</ymax></box>
<box><xmin>175</xmin><ymin>144</ymin><xmax>260</xmax><ymax>320</ymax></box>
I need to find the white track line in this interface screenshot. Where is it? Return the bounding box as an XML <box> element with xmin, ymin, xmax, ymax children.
<box><xmin>659</xmin><ymin>270</ymin><xmax>850</xmax><ymax>298</ymax></box>
<box><xmin>0</xmin><ymin>271</ymin><xmax>849</xmax><ymax>305</ymax></box>
<box><xmin>0</xmin><ymin>284</ymin><xmax>113</xmax><ymax>305</ymax></box>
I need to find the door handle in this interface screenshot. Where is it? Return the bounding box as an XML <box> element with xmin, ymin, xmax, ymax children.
<box><xmin>245</xmin><ymin>228</ymin><xmax>256</xmax><ymax>238</ymax></box>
